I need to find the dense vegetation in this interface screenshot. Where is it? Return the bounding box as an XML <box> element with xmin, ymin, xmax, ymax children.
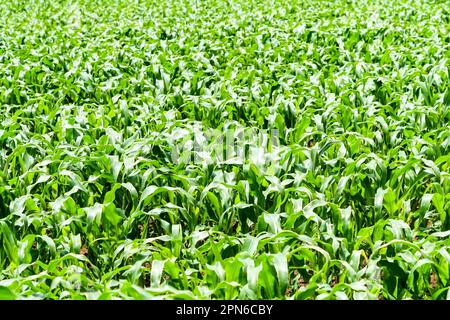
<box><xmin>0</xmin><ymin>0</ymin><xmax>449</xmax><ymax>300</ymax></box>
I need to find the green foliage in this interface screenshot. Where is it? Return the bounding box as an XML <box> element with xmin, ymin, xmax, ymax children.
<box><xmin>0</xmin><ymin>0</ymin><xmax>449</xmax><ymax>300</ymax></box>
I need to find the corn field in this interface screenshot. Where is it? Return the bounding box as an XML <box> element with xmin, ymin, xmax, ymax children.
<box><xmin>0</xmin><ymin>0</ymin><xmax>449</xmax><ymax>300</ymax></box>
